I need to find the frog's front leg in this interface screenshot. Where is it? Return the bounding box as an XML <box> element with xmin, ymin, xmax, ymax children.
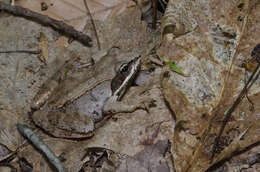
<box><xmin>102</xmin><ymin>96</ymin><xmax>154</xmax><ymax>115</ymax></box>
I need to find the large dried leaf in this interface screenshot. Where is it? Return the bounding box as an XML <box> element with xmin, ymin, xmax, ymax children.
<box><xmin>159</xmin><ymin>0</ymin><xmax>260</xmax><ymax>171</ymax></box>
<box><xmin>16</xmin><ymin>0</ymin><xmax>135</xmax><ymax>47</ymax></box>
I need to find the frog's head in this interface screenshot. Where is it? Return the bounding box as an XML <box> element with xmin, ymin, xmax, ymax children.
<box><xmin>111</xmin><ymin>55</ymin><xmax>141</xmax><ymax>101</ymax></box>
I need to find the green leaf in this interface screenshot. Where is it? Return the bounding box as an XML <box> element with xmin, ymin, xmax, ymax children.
<box><xmin>224</xmin><ymin>107</ymin><xmax>231</xmax><ymax>115</ymax></box>
<box><xmin>168</xmin><ymin>61</ymin><xmax>184</xmax><ymax>74</ymax></box>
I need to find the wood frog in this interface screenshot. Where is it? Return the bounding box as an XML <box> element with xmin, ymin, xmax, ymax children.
<box><xmin>31</xmin><ymin>47</ymin><xmax>147</xmax><ymax>139</ymax></box>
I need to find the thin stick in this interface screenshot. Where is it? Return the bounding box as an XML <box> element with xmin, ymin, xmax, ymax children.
<box><xmin>0</xmin><ymin>50</ymin><xmax>41</xmax><ymax>54</ymax></box>
<box><xmin>213</xmin><ymin>1</ymin><xmax>250</xmax><ymax>109</ymax></box>
<box><xmin>152</xmin><ymin>0</ymin><xmax>158</xmax><ymax>29</ymax></box>
<box><xmin>208</xmin><ymin>1</ymin><xmax>251</xmax><ymax>162</ymax></box>
<box><xmin>0</xmin><ymin>2</ymin><xmax>92</xmax><ymax>47</ymax></box>
<box><xmin>83</xmin><ymin>0</ymin><xmax>100</xmax><ymax>50</ymax></box>
<box><xmin>244</xmin><ymin>71</ymin><xmax>255</xmax><ymax>110</ymax></box>
<box><xmin>211</xmin><ymin>63</ymin><xmax>260</xmax><ymax>161</ymax></box>
<box><xmin>17</xmin><ymin>123</ymin><xmax>67</xmax><ymax>172</ymax></box>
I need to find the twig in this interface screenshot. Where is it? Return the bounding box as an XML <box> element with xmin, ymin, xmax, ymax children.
<box><xmin>237</xmin><ymin>126</ymin><xmax>250</xmax><ymax>140</ymax></box>
<box><xmin>244</xmin><ymin>71</ymin><xmax>255</xmax><ymax>110</ymax></box>
<box><xmin>0</xmin><ymin>2</ymin><xmax>92</xmax><ymax>47</ymax></box>
<box><xmin>152</xmin><ymin>0</ymin><xmax>158</xmax><ymax>29</ymax></box>
<box><xmin>211</xmin><ymin>43</ymin><xmax>260</xmax><ymax>161</ymax></box>
<box><xmin>0</xmin><ymin>50</ymin><xmax>41</xmax><ymax>54</ymax></box>
<box><xmin>211</xmin><ymin>63</ymin><xmax>260</xmax><ymax>161</ymax></box>
<box><xmin>207</xmin><ymin>2</ymin><xmax>253</xmax><ymax>164</ymax></box>
<box><xmin>83</xmin><ymin>0</ymin><xmax>100</xmax><ymax>50</ymax></box>
<box><xmin>213</xmin><ymin>0</ymin><xmax>250</xmax><ymax>110</ymax></box>
<box><xmin>17</xmin><ymin>123</ymin><xmax>67</xmax><ymax>172</ymax></box>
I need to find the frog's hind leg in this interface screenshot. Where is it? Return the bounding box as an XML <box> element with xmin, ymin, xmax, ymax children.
<box><xmin>32</xmin><ymin>110</ymin><xmax>94</xmax><ymax>139</ymax></box>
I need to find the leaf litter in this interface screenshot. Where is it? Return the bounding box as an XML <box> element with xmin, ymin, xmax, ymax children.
<box><xmin>0</xmin><ymin>0</ymin><xmax>172</xmax><ymax>171</ymax></box>
<box><xmin>0</xmin><ymin>0</ymin><xmax>260</xmax><ymax>171</ymax></box>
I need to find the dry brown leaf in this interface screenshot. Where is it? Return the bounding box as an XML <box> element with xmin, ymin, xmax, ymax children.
<box><xmin>159</xmin><ymin>0</ymin><xmax>260</xmax><ymax>171</ymax></box>
<box><xmin>0</xmin><ymin>110</ymin><xmax>21</xmax><ymax>162</ymax></box>
<box><xmin>16</xmin><ymin>0</ymin><xmax>135</xmax><ymax>47</ymax></box>
<box><xmin>17</xmin><ymin>0</ymin><xmax>134</xmax><ymax>34</ymax></box>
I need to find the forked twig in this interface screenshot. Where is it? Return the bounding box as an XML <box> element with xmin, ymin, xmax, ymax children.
<box><xmin>0</xmin><ymin>2</ymin><xmax>92</xmax><ymax>47</ymax></box>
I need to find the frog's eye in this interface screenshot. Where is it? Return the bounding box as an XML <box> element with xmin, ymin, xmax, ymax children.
<box><xmin>119</xmin><ymin>63</ymin><xmax>129</xmax><ymax>73</ymax></box>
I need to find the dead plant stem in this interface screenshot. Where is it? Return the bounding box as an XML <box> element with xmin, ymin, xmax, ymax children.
<box><xmin>83</xmin><ymin>0</ymin><xmax>100</xmax><ymax>50</ymax></box>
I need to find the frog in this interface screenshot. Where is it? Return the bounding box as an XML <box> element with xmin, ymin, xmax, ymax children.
<box><xmin>30</xmin><ymin>47</ymin><xmax>148</xmax><ymax>139</ymax></box>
